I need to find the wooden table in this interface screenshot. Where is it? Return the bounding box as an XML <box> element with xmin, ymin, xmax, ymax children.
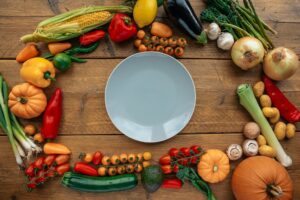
<box><xmin>0</xmin><ymin>0</ymin><xmax>299</xmax><ymax>199</ymax></box>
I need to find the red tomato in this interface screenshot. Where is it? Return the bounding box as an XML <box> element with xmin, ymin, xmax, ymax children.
<box><xmin>161</xmin><ymin>165</ymin><xmax>172</xmax><ymax>174</ymax></box>
<box><xmin>55</xmin><ymin>154</ymin><xmax>70</xmax><ymax>165</ymax></box>
<box><xmin>159</xmin><ymin>154</ymin><xmax>171</xmax><ymax>165</ymax></box>
<box><xmin>56</xmin><ymin>163</ymin><xmax>70</xmax><ymax>175</ymax></box>
<box><xmin>27</xmin><ymin>183</ymin><xmax>36</xmax><ymax>189</ymax></box>
<box><xmin>35</xmin><ymin>170</ymin><xmax>46</xmax><ymax>184</ymax></box>
<box><xmin>178</xmin><ymin>158</ymin><xmax>188</xmax><ymax>166</ymax></box>
<box><xmin>168</xmin><ymin>148</ymin><xmax>179</xmax><ymax>157</ymax></box>
<box><xmin>92</xmin><ymin>151</ymin><xmax>103</xmax><ymax>165</ymax></box>
<box><xmin>190</xmin><ymin>157</ymin><xmax>199</xmax><ymax>164</ymax></box>
<box><xmin>173</xmin><ymin>164</ymin><xmax>179</xmax><ymax>173</ymax></box>
<box><xmin>33</xmin><ymin>157</ymin><xmax>44</xmax><ymax>170</ymax></box>
<box><xmin>179</xmin><ymin>147</ymin><xmax>190</xmax><ymax>156</ymax></box>
<box><xmin>190</xmin><ymin>145</ymin><xmax>202</xmax><ymax>154</ymax></box>
<box><xmin>25</xmin><ymin>164</ymin><xmax>35</xmax><ymax>177</ymax></box>
<box><xmin>44</xmin><ymin>155</ymin><xmax>56</xmax><ymax>167</ymax></box>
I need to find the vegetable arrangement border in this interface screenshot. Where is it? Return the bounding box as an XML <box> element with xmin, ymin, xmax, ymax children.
<box><xmin>0</xmin><ymin>0</ymin><xmax>299</xmax><ymax>199</ymax></box>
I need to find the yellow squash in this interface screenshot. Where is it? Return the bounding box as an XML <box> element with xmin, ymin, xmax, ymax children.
<box><xmin>20</xmin><ymin>57</ymin><xmax>56</xmax><ymax>88</ymax></box>
<box><xmin>133</xmin><ymin>0</ymin><xmax>157</xmax><ymax>28</ymax></box>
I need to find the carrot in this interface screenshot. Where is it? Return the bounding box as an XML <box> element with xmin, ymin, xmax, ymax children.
<box><xmin>16</xmin><ymin>43</ymin><xmax>39</xmax><ymax>63</ymax></box>
<box><xmin>43</xmin><ymin>143</ymin><xmax>71</xmax><ymax>155</ymax></box>
<box><xmin>151</xmin><ymin>22</ymin><xmax>173</xmax><ymax>38</ymax></box>
<box><xmin>48</xmin><ymin>42</ymin><xmax>72</xmax><ymax>55</ymax></box>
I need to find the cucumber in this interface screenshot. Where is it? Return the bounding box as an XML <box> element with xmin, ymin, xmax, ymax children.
<box><xmin>142</xmin><ymin>165</ymin><xmax>163</xmax><ymax>193</ymax></box>
<box><xmin>61</xmin><ymin>172</ymin><xmax>138</xmax><ymax>192</ymax></box>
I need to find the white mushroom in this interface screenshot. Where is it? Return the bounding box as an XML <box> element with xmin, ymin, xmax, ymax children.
<box><xmin>242</xmin><ymin>139</ymin><xmax>259</xmax><ymax>156</ymax></box>
<box><xmin>226</xmin><ymin>144</ymin><xmax>243</xmax><ymax>161</ymax></box>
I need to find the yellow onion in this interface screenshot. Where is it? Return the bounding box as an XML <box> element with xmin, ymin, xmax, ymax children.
<box><xmin>231</xmin><ymin>37</ymin><xmax>265</xmax><ymax>70</ymax></box>
<box><xmin>263</xmin><ymin>47</ymin><xmax>299</xmax><ymax>80</ymax></box>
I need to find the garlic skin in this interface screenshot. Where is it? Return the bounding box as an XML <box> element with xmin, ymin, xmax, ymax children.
<box><xmin>242</xmin><ymin>139</ymin><xmax>259</xmax><ymax>157</ymax></box>
<box><xmin>226</xmin><ymin>144</ymin><xmax>243</xmax><ymax>161</ymax></box>
<box><xmin>207</xmin><ymin>23</ymin><xmax>221</xmax><ymax>40</ymax></box>
<box><xmin>217</xmin><ymin>32</ymin><xmax>234</xmax><ymax>50</ymax></box>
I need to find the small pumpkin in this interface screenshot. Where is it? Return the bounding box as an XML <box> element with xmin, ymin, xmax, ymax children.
<box><xmin>8</xmin><ymin>83</ymin><xmax>47</xmax><ymax>119</ymax></box>
<box><xmin>197</xmin><ymin>149</ymin><xmax>230</xmax><ymax>183</ymax></box>
<box><xmin>232</xmin><ymin>156</ymin><xmax>293</xmax><ymax>200</ymax></box>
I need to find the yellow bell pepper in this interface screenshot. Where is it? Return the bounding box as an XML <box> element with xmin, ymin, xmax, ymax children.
<box><xmin>20</xmin><ymin>57</ymin><xmax>56</xmax><ymax>88</ymax></box>
<box><xmin>133</xmin><ymin>0</ymin><xmax>157</xmax><ymax>28</ymax></box>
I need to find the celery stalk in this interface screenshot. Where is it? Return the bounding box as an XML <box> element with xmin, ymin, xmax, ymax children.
<box><xmin>237</xmin><ymin>84</ymin><xmax>292</xmax><ymax>167</ymax></box>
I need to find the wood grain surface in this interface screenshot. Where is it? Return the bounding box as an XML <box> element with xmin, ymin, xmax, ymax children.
<box><xmin>0</xmin><ymin>0</ymin><xmax>299</xmax><ymax>199</ymax></box>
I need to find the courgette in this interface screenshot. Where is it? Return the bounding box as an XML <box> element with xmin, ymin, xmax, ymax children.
<box><xmin>61</xmin><ymin>172</ymin><xmax>138</xmax><ymax>192</ymax></box>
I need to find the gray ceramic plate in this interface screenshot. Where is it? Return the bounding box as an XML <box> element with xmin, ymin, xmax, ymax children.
<box><xmin>105</xmin><ymin>52</ymin><xmax>196</xmax><ymax>143</ymax></box>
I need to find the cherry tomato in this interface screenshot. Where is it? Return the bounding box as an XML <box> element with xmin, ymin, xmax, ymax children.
<box><xmin>35</xmin><ymin>170</ymin><xmax>46</xmax><ymax>184</ymax></box>
<box><xmin>55</xmin><ymin>155</ymin><xmax>70</xmax><ymax>165</ymax></box>
<box><xmin>161</xmin><ymin>165</ymin><xmax>172</xmax><ymax>174</ymax></box>
<box><xmin>25</xmin><ymin>164</ymin><xmax>35</xmax><ymax>177</ymax></box>
<box><xmin>56</xmin><ymin>163</ymin><xmax>70</xmax><ymax>175</ymax></box>
<box><xmin>168</xmin><ymin>148</ymin><xmax>179</xmax><ymax>157</ymax></box>
<box><xmin>44</xmin><ymin>155</ymin><xmax>56</xmax><ymax>167</ymax></box>
<box><xmin>33</xmin><ymin>157</ymin><xmax>44</xmax><ymax>170</ymax></box>
<box><xmin>92</xmin><ymin>151</ymin><xmax>103</xmax><ymax>165</ymax></box>
<box><xmin>45</xmin><ymin>169</ymin><xmax>56</xmax><ymax>178</ymax></box>
<box><xmin>27</xmin><ymin>183</ymin><xmax>36</xmax><ymax>189</ymax></box>
<box><xmin>190</xmin><ymin>145</ymin><xmax>202</xmax><ymax>154</ymax></box>
<box><xmin>178</xmin><ymin>158</ymin><xmax>188</xmax><ymax>166</ymax></box>
<box><xmin>159</xmin><ymin>154</ymin><xmax>171</xmax><ymax>165</ymax></box>
<box><xmin>173</xmin><ymin>164</ymin><xmax>179</xmax><ymax>173</ymax></box>
<box><xmin>190</xmin><ymin>157</ymin><xmax>199</xmax><ymax>164</ymax></box>
<box><xmin>179</xmin><ymin>147</ymin><xmax>190</xmax><ymax>156</ymax></box>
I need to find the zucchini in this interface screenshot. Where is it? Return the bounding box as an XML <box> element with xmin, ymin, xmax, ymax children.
<box><xmin>61</xmin><ymin>172</ymin><xmax>138</xmax><ymax>192</ymax></box>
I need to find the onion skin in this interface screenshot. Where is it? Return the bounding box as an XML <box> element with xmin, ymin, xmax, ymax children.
<box><xmin>263</xmin><ymin>47</ymin><xmax>299</xmax><ymax>81</ymax></box>
<box><xmin>231</xmin><ymin>37</ymin><xmax>265</xmax><ymax>70</ymax></box>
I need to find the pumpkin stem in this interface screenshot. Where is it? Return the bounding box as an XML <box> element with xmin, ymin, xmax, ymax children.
<box><xmin>213</xmin><ymin>165</ymin><xmax>218</xmax><ymax>172</ymax></box>
<box><xmin>267</xmin><ymin>184</ymin><xmax>283</xmax><ymax>198</ymax></box>
<box><xmin>17</xmin><ymin>97</ymin><xmax>28</xmax><ymax>104</ymax></box>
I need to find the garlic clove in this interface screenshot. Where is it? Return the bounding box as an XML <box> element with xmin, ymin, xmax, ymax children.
<box><xmin>207</xmin><ymin>22</ymin><xmax>221</xmax><ymax>40</ymax></box>
<box><xmin>217</xmin><ymin>32</ymin><xmax>234</xmax><ymax>50</ymax></box>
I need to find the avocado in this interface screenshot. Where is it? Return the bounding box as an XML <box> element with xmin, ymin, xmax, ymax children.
<box><xmin>141</xmin><ymin>165</ymin><xmax>163</xmax><ymax>193</ymax></box>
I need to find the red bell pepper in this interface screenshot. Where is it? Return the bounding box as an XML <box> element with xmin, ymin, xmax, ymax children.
<box><xmin>162</xmin><ymin>178</ymin><xmax>183</xmax><ymax>189</ymax></box>
<box><xmin>74</xmin><ymin>162</ymin><xmax>98</xmax><ymax>176</ymax></box>
<box><xmin>263</xmin><ymin>75</ymin><xmax>300</xmax><ymax>122</ymax></box>
<box><xmin>41</xmin><ymin>88</ymin><xmax>63</xmax><ymax>140</ymax></box>
<box><xmin>108</xmin><ymin>13</ymin><xmax>137</xmax><ymax>42</ymax></box>
<box><xmin>79</xmin><ymin>30</ymin><xmax>106</xmax><ymax>46</ymax></box>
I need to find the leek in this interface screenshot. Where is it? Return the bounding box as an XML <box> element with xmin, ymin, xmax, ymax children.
<box><xmin>237</xmin><ymin>84</ymin><xmax>292</xmax><ymax>167</ymax></box>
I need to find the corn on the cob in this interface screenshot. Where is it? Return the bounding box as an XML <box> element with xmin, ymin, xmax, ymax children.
<box><xmin>20</xmin><ymin>6</ymin><xmax>132</xmax><ymax>43</ymax></box>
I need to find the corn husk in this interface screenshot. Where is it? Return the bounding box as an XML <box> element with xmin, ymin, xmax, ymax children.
<box><xmin>20</xmin><ymin>6</ymin><xmax>132</xmax><ymax>43</ymax></box>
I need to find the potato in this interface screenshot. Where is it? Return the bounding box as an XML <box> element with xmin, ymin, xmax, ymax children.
<box><xmin>256</xmin><ymin>135</ymin><xmax>267</xmax><ymax>146</ymax></box>
<box><xmin>269</xmin><ymin>108</ymin><xmax>280</xmax><ymax>124</ymax></box>
<box><xmin>286</xmin><ymin>123</ymin><xmax>296</xmax><ymax>139</ymax></box>
<box><xmin>253</xmin><ymin>81</ymin><xmax>265</xmax><ymax>98</ymax></box>
<box><xmin>259</xmin><ymin>95</ymin><xmax>272</xmax><ymax>108</ymax></box>
<box><xmin>24</xmin><ymin>124</ymin><xmax>36</xmax><ymax>136</ymax></box>
<box><xmin>274</xmin><ymin>121</ymin><xmax>286</xmax><ymax>140</ymax></box>
<box><xmin>259</xmin><ymin>145</ymin><xmax>276</xmax><ymax>158</ymax></box>
<box><xmin>262</xmin><ymin>107</ymin><xmax>277</xmax><ymax>118</ymax></box>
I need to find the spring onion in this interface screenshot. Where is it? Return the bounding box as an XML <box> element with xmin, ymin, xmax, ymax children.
<box><xmin>237</xmin><ymin>84</ymin><xmax>292</xmax><ymax>167</ymax></box>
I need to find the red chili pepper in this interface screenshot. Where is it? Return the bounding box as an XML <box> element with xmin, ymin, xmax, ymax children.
<box><xmin>74</xmin><ymin>162</ymin><xmax>98</xmax><ymax>176</ymax></box>
<box><xmin>190</xmin><ymin>145</ymin><xmax>202</xmax><ymax>154</ymax></box>
<box><xmin>162</xmin><ymin>179</ymin><xmax>183</xmax><ymax>189</ymax></box>
<box><xmin>159</xmin><ymin>154</ymin><xmax>171</xmax><ymax>165</ymax></box>
<box><xmin>41</xmin><ymin>88</ymin><xmax>63</xmax><ymax>140</ymax></box>
<box><xmin>56</xmin><ymin>163</ymin><xmax>70</xmax><ymax>175</ymax></box>
<box><xmin>263</xmin><ymin>75</ymin><xmax>300</xmax><ymax>122</ymax></box>
<box><xmin>25</xmin><ymin>164</ymin><xmax>35</xmax><ymax>177</ymax></box>
<box><xmin>108</xmin><ymin>13</ymin><xmax>137</xmax><ymax>43</ymax></box>
<box><xmin>92</xmin><ymin>151</ymin><xmax>103</xmax><ymax>165</ymax></box>
<box><xmin>79</xmin><ymin>30</ymin><xmax>106</xmax><ymax>46</ymax></box>
<box><xmin>161</xmin><ymin>165</ymin><xmax>172</xmax><ymax>174</ymax></box>
<box><xmin>180</xmin><ymin>147</ymin><xmax>190</xmax><ymax>156</ymax></box>
<box><xmin>33</xmin><ymin>157</ymin><xmax>44</xmax><ymax>170</ymax></box>
<box><xmin>44</xmin><ymin>155</ymin><xmax>56</xmax><ymax>167</ymax></box>
<box><xmin>168</xmin><ymin>148</ymin><xmax>179</xmax><ymax>157</ymax></box>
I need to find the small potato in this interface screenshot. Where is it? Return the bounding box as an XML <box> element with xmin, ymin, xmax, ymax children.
<box><xmin>253</xmin><ymin>81</ymin><xmax>265</xmax><ymax>98</ymax></box>
<box><xmin>24</xmin><ymin>124</ymin><xmax>36</xmax><ymax>136</ymax></box>
<box><xmin>259</xmin><ymin>145</ymin><xmax>276</xmax><ymax>158</ymax></box>
<box><xmin>269</xmin><ymin>108</ymin><xmax>280</xmax><ymax>124</ymax></box>
<box><xmin>33</xmin><ymin>133</ymin><xmax>44</xmax><ymax>143</ymax></box>
<box><xmin>274</xmin><ymin>122</ymin><xmax>286</xmax><ymax>140</ymax></box>
<box><xmin>256</xmin><ymin>135</ymin><xmax>267</xmax><ymax>146</ymax></box>
<box><xmin>286</xmin><ymin>123</ymin><xmax>296</xmax><ymax>139</ymax></box>
<box><xmin>259</xmin><ymin>95</ymin><xmax>272</xmax><ymax>108</ymax></box>
<box><xmin>262</xmin><ymin>107</ymin><xmax>277</xmax><ymax>118</ymax></box>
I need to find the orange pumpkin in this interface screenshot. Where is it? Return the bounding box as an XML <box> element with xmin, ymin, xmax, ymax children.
<box><xmin>232</xmin><ymin>156</ymin><xmax>293</xmax><ymax>200</ymax></box>
<box><xmin>197</xmin><ymin>149</ymin><xmax>230</xmax><ymax>183</ymax></box>
<box><xmin>8</xmin><ymin>83</ymin><xmax>47</xmax><ymax>119</ymax></box>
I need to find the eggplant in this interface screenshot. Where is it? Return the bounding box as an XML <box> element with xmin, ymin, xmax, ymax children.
<box><xmin>163</xmin><ymin>0</ymin><xmax>207</xmax><ymax>44</ymax></box>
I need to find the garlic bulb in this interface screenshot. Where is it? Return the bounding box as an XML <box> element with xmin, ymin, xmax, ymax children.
<box><xmin>217</xmin><ymin>32</ymin><xmax>234</xmax><ymax>50</ymax></box>
<box><xmin>226</xmin><ymin>144</ymin><xmax>243</xmax><ymax>161</ymax></box>
<box><xmin>207</xmin><ymin>23</ymin><xmax>221</xmax><ymax>40</ymax></box>
<box><xmin>242</xmin><ymin>139</ymin><xmax>259</xmax><ymax>157</ymax></box>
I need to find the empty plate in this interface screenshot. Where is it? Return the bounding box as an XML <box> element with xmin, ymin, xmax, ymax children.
<box><xmin>105</xmin><ymin>52</ymin><xmax>196</xmax><ymax>143</ymax></box>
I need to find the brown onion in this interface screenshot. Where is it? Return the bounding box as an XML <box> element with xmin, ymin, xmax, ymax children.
<box><xmin>231</xmin><ymin>37</ymin><xmax>265</xmax><ymax>70</ymax></box>
<box><xmin>263</xmin><ymin>47</ymin><xmax>299</xmax><ymax>80</ymax></box>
